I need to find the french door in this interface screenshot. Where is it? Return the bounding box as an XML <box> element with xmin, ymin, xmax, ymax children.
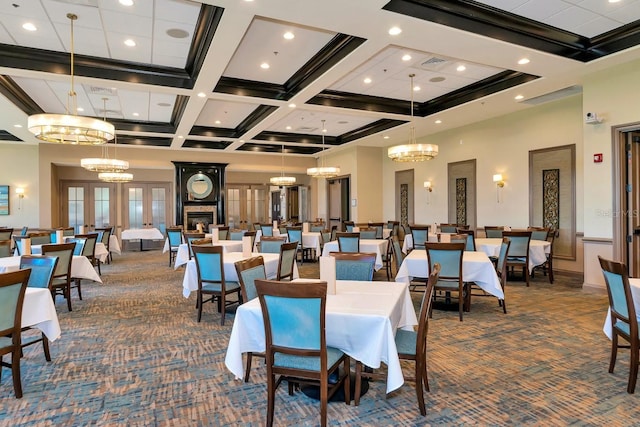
<box><xmin>122</xmin><ymin>182</ymin><xmax>171</xmax><ymax>233</ymax></box>
<box><xmin>61</xmin><ymin>181</ymin><xmax>116</xmax><ymax>233</ymax></box>
<box><xmin>227</xmin><ymin>185</ymin><xmax>268</xmax><ymax>229</ymax></box>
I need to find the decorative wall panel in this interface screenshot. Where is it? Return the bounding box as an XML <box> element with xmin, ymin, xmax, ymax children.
<box><xmin>543</xmin><ymin>169</ymin><xmax>560</xmax><ymax>230</ymax></box>
<box><xmin>456</xmin><ymin>178</ymin><xmax>467</xmax><ymax>225</ymax></box>
<box><xmin>400</xmin><ymin>183</ymin><xmax>408</xmax><ymax>225</ymax></box>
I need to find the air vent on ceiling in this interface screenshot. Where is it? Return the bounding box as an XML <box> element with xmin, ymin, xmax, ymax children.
<box><xmin>85</xmin><ymin>85</ymin><xmax>118</xmax><ymax>96</ymax></box>
<box><xmin>97</xmin><ymin>109</ymin><xmax>123</xmax><ymax>118</ymax></box>
<box><xmin>296</xmin><ymin>126</ymin><xmax>318</xmax><ymax>133</ymax></box>
<box><xmin>521</xmin><ymin>85</ymin><xmax>582</xmax><ymax>105</ymax></box>
<box><xmin>420</xmin><ymin>56</ymin><xmax>448</xmax><ymax>70</ymax></box>
<box><xmin>52</xmin><ymin>0</ymin><xmax>99</xmax><ymax>7</ymax></box>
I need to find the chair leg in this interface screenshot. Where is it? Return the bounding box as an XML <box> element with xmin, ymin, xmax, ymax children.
<box><xmin>320</xmin><ymin>374</ymin><xmax>328</xmax><ymax>427</ymax></box>
<box><xmin>354</xmin><ymin>361</ymin><xmax>362</xmax><ymax>406</ymax></box>
<box><xmin>42</xmin><ymin>333</ymin><xmax>51</xmax><ymax>362</ymax></box>
<box><xmin>220</xmin><ymin>293</ymin><xmax>226</xmax><ymax>326</ymax></box>
<box><xmin>11</xmin><ymin>348</ymin><xmax>23</xmax><ymax>398</ymax></box>
<box><xmin>66</xmin><ymin>284</ymin><xmax>72</xmax><ymax>312</ymax></box>
<box><xmin>344</xmin><ymin>357</ymin><xmax>351</xmax><ymax>405</ymax></box>
<box><xmin>76</xmin><ymin>279</ymin><xmax>82</xmax><ymax>300</ymax></box>
<box><xmin>97</xmin><ymin>260</ymin><xmax>101</xmax><ymax>275</ymax></box>
<box><xmin>501</xmin><ymin>298</ymin><xmax>507</xmax><ymax>314</ymax></box>
<box><xmin>415</xmin><ymin>359</ymin><xmax>426</xmax><ymax>416</ymax></box>
<box><xmin>548</xmin><ymin>258</ymin><xmax>554</xmax><ymax>284</ymax></box>
<box><xmin>629</xmin><ymin>340</ymin><xmax>639</xmax><ymax>393</ymax></box>
<box><xmin>244</xmin><ymin>352</ymin><xmax>253</xmax><ymax>382</ymax></box>
<box><xmin>197</xmin><ymin>292</ymin><xmax>203</xmax><ymax>323</ymax></box>
<box><xmin>524</xmin><ymin>266</ymin><xmax>530</xmax><ymax>287</ymax></box>
<box><xmin>610</xmin><ymin>334</ymin><xmax>618</xmax><ymax>373</ymax></box>
<box><xmin>266</xmin><ymin>373</ymin><xmax>276</xmax><ymax>427</ymax></box>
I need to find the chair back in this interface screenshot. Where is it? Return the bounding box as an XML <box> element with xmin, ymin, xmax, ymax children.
<box><xmin>448</xmin><ymin>234</ymin><xmax>468</xmax><ymax>246</ymax></box>
<box><xmin>66</xmin><ymin>237</ymin><xmax>86</xmax><ymax>256</ymax></box>
<box><xmin>484</xmin><ymin>226</ymin><xmax>504</xmax><ymax>238</ymax></box>
<box><xmin>235</xmin><ymin>256</ymin><xmax>266</xmax><ymax>302</ymax></box>
<box><xmin>245</xmin><ymin>231</ymin><xmax>257</xmax><ymax>250</ymax></box>
<box><xmin>62</xmin><ymin>227</ymin><xmax>75</xmax><ymax>237</ymax></box>
<box><xmin>330</xmin><ymin>252</ymin><xmax>376</xmax><ymax>281</ymax></box>
<box><xmin>20</xmin><ymin>226</ymin><xmax>28</xmax><ymax>236</ymax></box>
<box><xmin>527</xmin><ymin>227</ymin><xmax>549</xmax><ymax>241</ymax></box>
<box><xmin>0</xmin><ymin>269</ymin><xmax>29</xmax><ymax>346</ymax></box>
<box><xmin>260</xmin><ymin>236</ymin><xmax>287</xmax><ymax>254</ymax></box>
<box><xmin>94</xmin><ymin>227</ymin><xmax>113</xmax><ymax>248</ymax></box>
<box><xmin>456</xmin><ymin>228</ymin><xmax>476</xmax><ymax>251</ymax></box>
<box><xmin>166</xmin><ymin>227</ymin><xmax>183</xmax><ymax>247</ymax></box>
<box><xmin>599</xmin><ymin>256</ymin><xmax>638</xmax><ymax>340</ymax></box>
<box><xmin>28</xmin><ymin>232</ymin><xmax>52</xmax><ymax>245</ymax></box>
<box><xmin>311</xmin><ymin>224</ymin><xmax>325</xmax><ymax>233</ymax></box>
<box><xmin>0</xmin><ymin>240</ymin><xmax>11</xmax><ymax>257</ymax></box>
<box><xmin>255</xmin><ymin>279</ymin><xmax>326</xmax><ymax>354</ymax></box>
<box><xmin>503</xmin><ymin>231</ymin><xmax>532</xmax><ymax>258</ymax></box>
<box><xmin>20</xmin><ymin>255</ymin><xmax>59</xmax><ymax>289</ymax></box>
<box><xmin>278</xmin><ymin>242</ymin><xmax>298</xmax><ymax>281</ymax></box>
<box><xmin>425</xmin><ymin>242</ymin><xmax>464</xmax><ymax>281</ymax></box>
<box><xmin>76</xmin><ymin>233</ymin><xmax>98</xmax><ymax>258</ymax></box>
<box><xmin>0</xmin><ymin>228</ymin><xmax>13</xmax><ymax>240</ymax></box>
<box><xmin>229</xmin><ymin>229</ymin><xmax>246</xmax><ymax>241</ymax></box>
<box><xmin>439</xmin><ymin>224</ymin><xmax>459</xmax><ymax>233</ymax></box>
<box><xmin>392</xmin><ymin>237</ymin><xmax>405</xmax><ymax>269</ymax></box>
<box><xmin>368</xmin><ymin>223</ymin><xmax>384</xmax><ymax>239</ymax></box>
<box><xmin>496</xmin><ymin>237</ymin><xmax>511</xmax><ymax>288</ymax></box>
<box><xmin>336</xmin><ymin>232</ymin><xmax>360</xmax><ymax>253</ymax></box>
<box><xmin>330</xmin><ymin>225</ymin><xmax>338</xmax><ymax>241</ymax></box>
<box><xmin>217</xmin><ymin>226</ymin><xmax>230</xmax><ymax>240</ymax></box>
<box><xmin>416</xmin><ymin>263</ymin><xmax>440</xmax><ymax>359</ymax></box>
<box><xmin>260</xmin><ymin>225</ymin><xmax>274</xmax><ymax>237</ymax></box>
<box><xmin>410</xmin><ymin>225</ymin><xmax>430</xmax><ymax>250</ymax></box>
<box><xmin>184</xmin><ymin>232</ymin><xmax>206</xmax><ymax>258</ymax></box>
<box><xmin>286</xmin><ymin>227</ymin><xmax>303</xmax><ymax>249</ymax></box>
<box><xmin>359</xmin><ymin>228</ymin><xmax>377</xmax><ymax>240</ymax></box>
<box><xmin>41</xmin><ymin>243</ymin><xmax>75</xmax><ymax>283</ymax></box>
<box><xmin>341</xmin><ymin>221</ymin><xmax>353</xmax><ymax>232</ymax></box>
<box><xmin>192</xmin><ymin>245</ymin><xmax>224</xmax><ymax>287</ymax></box>
<box><xmin>253</xmin><ymin>223</ymin><xmax>262</xmax><ymax>232</ymax></box>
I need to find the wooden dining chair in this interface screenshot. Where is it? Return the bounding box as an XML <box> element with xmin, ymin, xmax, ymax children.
<box><xmin>410</xmin><ymin>225</ymin><xmax>431</xmax><ymax>251</ymax></box>
<box><xmin>286</xmin><ymin>227</ymin><xmax>305</xmax><ymax>264</ymax></box>
<box><xmin>598</xmin><ymin>256</ymin><xmax>640</xmax><ymax>393</ymax></box>
<box><xmin>260</xmin><ymin>224</ymin><xmax>274</xmax><ymax>237</ymax></box>
<box><xmin>217</xmin><ymin>226</ymin><xmax>230</xmax><ymax>240</ymax></box>
<box><xmin>330</xmin><ymin>252</ymin><xmax>376</xmax><ymax>281</ymax></box>
<box><xmin>456</xmin><ymin>228</ymin><xmax>476</xmax><ymax>251</ymax></box>
<box><xmin>28</xmin><ymin>232</ymin><xmax>52</xmax><ymax>245</ymax></box>
<box><xmin>94</xmin><ymin>226</ymin><xmax>113</xmax><ymax>264</ymax></box>
<box><xmin>165</xmin><ymin>227</ymin><xmax>183</xmax><ymax>267</ymax></box>
<box><xmin>368</xmin><ymin>222</ymin><xmax>385</xmax><ymax>239</ymax></box>
<box><xmin>41</xmin><ymin>243</ymin><xmax>75</xmax><ymax>311</ymax></box>
<box><xmin>192</xmin><ymin>245</ymin><xmax>241</xmax><ymax>325</ymax></box>
<box><xmin>0</xmin><ymin>269</ymin><xmax>30</xmax><ymax>398</ymax></box>
<box><xmin>277</xmin><ymin>242</ymin><xmax>298</xmax><ymax>281</ymax></box>
<box><xmin>0</xmin><ymin>239</ymin><xmax>11</xmax><ymax>257</ymax></box>
<box><xmin>336</xmin><ymin>232</ymin><xmax>360</xmax><ymax>253</ymax></box>
<box><xmin>343</xmin><ymin>220</ymin><xmax>355</xmax><ymax>232</ymax></box>
<box><xmin>425</xmin><ymin>242</ymin><xmax>466</xmax><ymax>321</ymax></box>
<box><xmin>503</xmin><ymin>231</ymin><xmax>532</xmax><ymax>286</ymax></box>
<box><xmin>484</xmin><ymin>226</ymin><xmax>504</xmax><ymax>238</ymax></box>
<box><xmin>529</xmin><ymin>227</ymin><xmax>555</xmax><ymax>284</ymax></box>
<box><xmin>359</xmin><ymin>228</ymin><xmax>378</xmax><ymax>240</ymax></box>
<box><xmin>0</xmin><ymin>228</ymin><xmax>13</xmax><ymax>241</ymax></box>
<box><xmin>184</xmin><ymin>232</ymin><xmax>206</xmax><ymax>260</ymax></box>
<box><xmin>259</xmin><ymin>236</ymin><xmax>287</xmax><ymax>254</ymax></box>
<box><xmin>254</xmin><ymin>279</ymin><xmax>350</xmax><ymax>427</ymax></box>
<box><xmin>354</xmin><ymin>263</ymin><xmax>440</xmax><ymax>416</ymax></box>
<box><xmin>234</xmin><ymin>256</ymin><xmax>267</xmax><ymax>382</ymax></box>
<box><xmin>439</xmin><ymin>223</ymin><xmax>459</xmax><ymax>233</ymax></box>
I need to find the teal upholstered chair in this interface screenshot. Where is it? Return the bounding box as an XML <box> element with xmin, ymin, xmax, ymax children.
<box><xmin>244</xmin><ymin>231</ymin><xmax>257</xmax><ymax>252</ymax></box>
<box><xmin>311</xmin><ymin>224</ymin><xmax>325</xmax><ymax>233</ymax></box>
<box><xmin>457</xmin><ymin>228</ymin><xmax>476</xmax><ymax>251</ymax></box>
<box><xmin>354</xmin><ymin>263</ymin><xmax>440</xmax><ymax>415</ymax></box>
<box><xmin>286</xmin><ymin>227</ymin><xmax>304</xmax><ymax>264</ymax></box>
<box><xmin>410</xmin><ymin>225</ymin><xmax>430</xmax><ymax>251</ymax></box>
<box><xmin>368</xmin><ymin>222</ymin><xmax>384</xmax><ymax>239</ymax></box>
<box><xmin>529</xmin><ymin>227</ymin><xmax>555</xmax><ymax>283</ymax></box>
<box><xmin>184</xmin><ymin>232</ymin><xmax>206</xmax><ymax>260</ymax></box>
<box><xmin>439</xmin><ymin>224</ymin><xmax>458</xmax><ymax>233</ymax></box>
<box><xmin>166</xmin><ymin>227</ymin><xmax>183</xmax><ymax>267</ymax></box>
<box><xmin>425</xmin><ymin>242</ymin><xmax>466</xmax><ymax>321</ymax></box>
<box><xmin>0</xmin><ymin>240</ymin><xmax>11</xmax><ymax>258</ymax></box>
<box><xmin>20</xmin><ymin>226</ymin><xmax>28</xmax><ymax>236</ymax></box>
<box><xmin>448</xmin><ymin>234</ymin><xmax>468</xmax><ymax>246</ymax></box>
<box><xmin>28</xmin><ymin>232</ymin><xmax>52</xmax><ymax>245</ymax></box>
<box><xmin>234</xmin><ymin>256</ymin><xmax>267</xmax><ymax>382</ymax></box>
<box><xmin>330</xmin><ymin>252</ymin><xmax>376</xmax><ymax>281</ymax></box>
<box><xmin>343</xmin><ymin>221</ymin><xmax>355</xmax><ymax>232</ymax></box>
<box><xmin>216</xmin><ymin>226</ymin><xmax>230</xmax><ymax>240</ymax></box>
<box><xmin>0</xmin><ymin>269</ymin><xmax>30</xmax><ymax>398</ymax></box>
<box><xmin>484</xmin><ymin>226</ymin><xmax>504</xmax><ymax>238</ymax></box>
<box><xmin>94</xmin><ymin>226</ymin><xmax>113</xmax><ymax>263</ymax></box>
<box><xmin>359</xmin><ymin>228</ymin><xmax>377</xmax><ymax>240</ymax></box>
<box><xmin>66</xmin><ymin>237</ymin><xmax>86</xmax><ymax>256</ymax></box>
<box><xmin>599</xmin><ymin>256</ymin><xmax>640</xmax><ymax>394</ymax></box>
<box><xmin>260</xmin><ymin>236</ymin><xmax>287</xmax><ymax>254</ymax></box>
<box><xmin>253</xmin><ymin>223</ymin><xmax>262</xmax><ymax>232</ymax></box>
<box><xmin>75</xmin><ymin>233</ymin><xmax>100</xmax><ymax>278</ymax></box>
<box><xmin>0</xmin><ymin>228</ymin><xmax>13</xmax><ymax>241</ymax></box>
<box><xmin>41</xmin><ymin>243</ymin><xmax>75</xmax><ymax>311</ymax></box>
<box><xmin>391</xmin><ymin>236</ymin><xmax>405</xmax><ymax>277</ymax></box>
<box><xmin>528</xmin><ymin>227</ymin><xmax>550</xmax><ymax>241</ymax></box>
<box><xmin>260</xmin><ymin>225</ymin><xmax>274</xmax><ymax>237</ymax></box>
<box><xmin>496</xmin><ymin>237</ymin><xmax>511</xmax><ymax>314</ymax></box>
<box><xmin>254</xmin><ymin>279</ymin><xmax>350</xmax><ymax>427</ymax></box>
<box><xmin>336</xmin><ymin>232</ymin><xmax>360</xmax><ymax>253</ymax></box>
<box><xmin>19</xmin><ymin>255</ymin><xmax>59</xmax><ymax>362</ymax></box>
<box><xmin>192</xmin><ymin>245</ymin><xmax>241</xmax><ymax>325</ymax></box>
<box><xmin>503</xmin><ymin>231</ymin><xmax>532</xmax><ymax>286</ymax></box>
<box><xmin>230</xmin><ymin>229</ymin><xmax>246</xmax><ymax>241</ymax></box>
<box><xmin>277</xmin><ymin>242</ymin><xmax>298</xmax><ymax>281</ymax></box>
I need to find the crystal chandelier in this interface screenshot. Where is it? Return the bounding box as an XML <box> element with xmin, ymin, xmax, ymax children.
<box><xmin>387</xmin><ymin>74</ymin><xmax>438</xmax><ymax>162</ymax></box>
<box><xmin>270</xmin><ymin>144</ymin><xmax>297</xmax><ymax>186</ymax></box>
<box><xmin>307</xmin><ymin>120</ymin><xmax>340</xmax><ymax>178</ymax></box>
<box><xmin>81</xmin><ymin>99</ymin><xmax>129</xmax><ymax>172</ymax></box>
<box><xmin>27</xmin><ymin>14</ymin><xmax>115</xmax><ymax>145</ymax></box>
<box><xmin>99</xmin><ymin>172</ymin><xmax>134</xmax><ymax>183</ymax></box>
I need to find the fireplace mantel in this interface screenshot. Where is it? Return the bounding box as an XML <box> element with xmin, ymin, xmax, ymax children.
<box><xmin>173</xmin><ymin>161</ymin><xmax>227</xmax><ymax>226</ymax></box>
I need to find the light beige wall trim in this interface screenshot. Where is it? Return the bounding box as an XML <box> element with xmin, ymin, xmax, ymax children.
<box><xmin>583</xmin><ymin>239</ymin><xmax>614</xmax><ymax>289</ymax></box>
<box><xmin>582</xmin><ymin>237</ymin><xmax>614</xmax><ymax>243</ymax></box>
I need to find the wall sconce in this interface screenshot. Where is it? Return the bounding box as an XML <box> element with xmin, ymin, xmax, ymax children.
<box><xmin>493</xmin><ymin>174</ymin><xmax>504</xmax><ymax>203</ymax></box>
<box><xmin>15</xmin><ymin>187</ymin><xmax>25</xmax><ymax>210</ymax></box>
<box><xmin>424</xmin><ymin>181</ymin><xmax>432</xmax><ymax>204</ymax></box>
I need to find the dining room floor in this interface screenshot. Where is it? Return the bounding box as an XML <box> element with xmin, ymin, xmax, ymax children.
<box><xmin>0</xmin><ymin>250</ymin><xmax>636</xmax><ymax>426</ymax></box>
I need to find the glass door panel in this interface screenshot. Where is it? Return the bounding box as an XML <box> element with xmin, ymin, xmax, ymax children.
<box><xmin>227</xmin><ymin>188</ymin><xmax>241</xmax><ymax>229</ymax></box>
<box><xmin>128</xmin><ymin>187</ymin><xmax>144</xmax><ymax>229</ymax></box>
<box><xmin>67</xmin><ymin>185</ymin><xmax>86</xmax><ymax>233</ymax></box>
<box><xmin>227</xmin><ymin>185</ymin><xmax>268</xmax><ymax>229</ymax></box>
<box><xmin>151</xmin><ymin>186</ymin><xmax>168</xmax><ymax>234</ymax></box>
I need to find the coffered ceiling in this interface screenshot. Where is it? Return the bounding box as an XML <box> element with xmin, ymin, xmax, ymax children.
<box><xmin>1</xmin><ymin>0</ymin><xmax>640</xmax><ymax>157</ymax></box>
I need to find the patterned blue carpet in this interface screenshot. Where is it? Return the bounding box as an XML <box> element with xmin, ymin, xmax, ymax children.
<box><xmin>0</xmin><ymin>250</ymin><xmax>638</xmax><ymax>426</ymax></box>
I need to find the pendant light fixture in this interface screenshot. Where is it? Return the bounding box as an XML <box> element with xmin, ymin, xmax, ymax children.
<box><xmin>27</xmin><ymin>14</ymin><xmax>115</xmax><ymax>145</ymax></box>
<box><xmin>387</xmin><ymin>74</ymin><xmax>438</xmax><ymax>162</ymax></box>
<box><xmin>270</xmin><ymin>144</ymin><xmax>297</xmax><ymax>186</ymax></box>
<box><xmin>81</xmin><ymin>98</ymin><xmax>129</xmax><ymax>172</ymax></box>
<box><xmin>307</xmin><ymin>120</ymin><xmax>340</xmax><ymax>178</ymax></box>
<box><xmin>98</xmin><ymin>132</ymin><xmax>133</xmax><ymax>182</ymax></box>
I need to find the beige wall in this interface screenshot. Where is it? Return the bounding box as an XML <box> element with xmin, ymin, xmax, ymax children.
<box><xmin>0</xmin><ymin>143</ymin><xmax>40</xmax><ymax>228</ymax></box>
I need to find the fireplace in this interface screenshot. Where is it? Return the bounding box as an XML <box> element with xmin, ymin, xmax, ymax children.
<box><xmin>173</xmin><ymin>162</ymin><xmax>227</xmax><ymax>227</ymax></box>
<box><xmin>184</xmin><ymin>206</ymin><xmax>216</xmax><ymax>231</ymax></box>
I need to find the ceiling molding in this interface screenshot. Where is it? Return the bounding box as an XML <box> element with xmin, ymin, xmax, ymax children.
<box><xmin>109</xmin><ymin>120</ymin><xmax>176</xmax><ymax>134</ymax></box>
<box><xmin>171</xmin><ymin>95</ymin><xmax>191</xmax><ymax>126</ymax></box>
<box><xmin>382</xmin><ymin>0</ymin><xmax>640</xmax><ymax>62</ymax></box>
<box><xmin>189</xmin><ymin>126</ymin><xmax>237</xmax><ymax>138</ymax></box>
<box><xmin>237</xmin><ymin>142</ymin><xmax>323</xmax><ymax>155</ymax></box>
<box><xmin>185</xmin><ymin>5</ymin><xmax>225</xmax><ymax>81</ymax></box>
<box><xmin>0</xmin><ymin>130</ymin><xmax>21</xmax><ymax>141</ymax></box>
<box><xmin>0</xmin><ymin>75</ymin><xmax>43</xmax><ymax>115</ymax></box>
<box><xmin>236</xmin><ymin>105</ymin><xmax>279</xmax><ymax>134</ymax></box>
<box><xmin>253</xmin><ymin>131</ymin><xmax>339</xmax><ymax>145</ymax></box>
<box><xmin>116</xmin><ymin>136</ymin><xmax>172</xmax><ymax>147</ymax></box>
<box><xmin>182</xmin><ymin>140</ymin><xmax>232</xmax><ymax>150</ymax></box>
<box><xmin>307</xmin><ymin>90</ymin><xmax>411</xmax><ymax>115</ymax></box>
<box><xmin>340</xmin><ymin>119</ymin><xmax>407</xmax><ymax>143</ymax></box>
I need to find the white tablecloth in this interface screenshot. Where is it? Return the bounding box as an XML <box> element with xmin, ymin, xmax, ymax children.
<box><xmin>402</xmin><ymin>233</ymin><xmax>440</xmax><ymax>253</ymax></box>
<box><xmin>475</xmin><ymin>238</ymin><xmax>551</xmax><ymax>273</ymax></box>
<box><xmin>322</xmin><ymin>239</ymin><xmax>388</xmax><ymax>271</ymax></box>
<box><xmin>109</xmin><ymin>235</ymin><xmax>121</xmax><ymax>255</ymax></box>
<box><xmin>26</xmin><ymin>242</ymin><xmax>109</xmax><ymax>263</ymax></box>
<box><xmin>225</xmin><ymin>280</ymin><xmax>418</xmax><ymax>393</ymax></box>
<box><xmin>182</xmin><ymin>252</ymin><xmax>299</xmax><ymax>298</ymax></box>
<box><xmin>121</xmin><ymin>228</ymin><xmax>164</xmax><ymax>241</ymax></box>
<box><xmin>396</xmin><ymin>250</ymin><xmax>503</xmax><ymax>299</ymax></box>
<box><xmin>23</xmin><ymin>288</ymin><xmax>61</xmax><ymax>341</ymax></box>
<box><xmin>604</xmin><ymin>278</ymin><xmax>640</xmax><ymax>339</ymax></box>
<box><xmin>173</xmin><ymin>241</ymin><xmax>244</xmax><ymax>269</ymax></box>
<box><xmin>0</xmin><ymin>255</ymin><xmax>102</xmax><ymax>284</ymax></box>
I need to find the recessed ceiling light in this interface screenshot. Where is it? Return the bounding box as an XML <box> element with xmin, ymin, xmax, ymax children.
<box><xmin>413</xmin><ymin>85</ymin><xmax>420</xmax><ymax>91</ymax></box>
<box><xmin>288</xmin><ymin>103</ymin><xmax>296</xmax><ymax>108</ymax></box>
<box><xmin>14</xmin><ymin>124</ymin><xmax>22</xmax><ymax>128</ymax></box>
<box><xmin>76</xmin><ymin>107</ymin><xmax>84</xmax><ymax>112</ymax></box>
<box><xmin>285</xmin><ymin>126</ymin><xmax>292</xmax><ymax>130</ymax></box>
<box><xmin>124</xmin><ymin>39</ymin><xmax>136</xmax><ymax>47</ymax></box>
<box><xmin>383</xmin><ymin>135</ymin><xmax>389</xmax><ymax>139</ymax></box>
<box><xmin>157</xmin><ymin>102</ymin><xmax>171</xmax><ymax>107</ymax></box>
<box><xmin>22</xmin><ymin>23</ymin><xmax>37</xmax><ymax>32</ymax></box>
<box><xmin>133</xmin><ymin>112</ymin><xmax>139</xmax><ymax>117</ymax></box>
<box><xmin>388</xmin><ymin>26</ymin><xmax>402</xmax><ymax>36</ymax></box>
<box><xmin>215</xmin><ymin>120</ymin><xmax>221</xmax><ymax>125</ymax></box>
<box><xmin>166</xmin><ymin>28</ymin><xmax>189</xmax><ymax>39</ymax></box>
<box><xmin>515</xmin><ymin>94</ymin><xmax>524</xmax><ymax>100</ymax></box>
<box><xmin>402</xmin><ymin>54</ymin><xmax>412</xmax><ymax>61</ymax></box>
<box><xmin>197</xmin><ymin>92</ymin><xmax>206</xmax><ymax>98</ymax></box>
<box><xmin>609</xmin><ymin>0</ymin><xmax>621</xmax><ymax>3</ymax></box>
<box><xmin>322</xmin><ymin>128</ymin><xmax>327</xmax><ymax>133</ymax></box>
<box><xmin>435</xmin><ymin>119</ymin><xmax>442</xmax><ymax>124</ymax></box>
<box><xmin>178</xmin><ymin>135</ymin><xmax>184</xmax><ymax>139</ymax></box>
<box><xmin>457</xmin><ymin>65</ymin><xmax>466</xmax><ymax>72</ymax></box>
<box><xmin>119</xmin><ymin>0</ymin><xmax>134</xmax><ymax>5</ymax></box>
<box><xmin>338</xmin><ymin>120</ymin><xmax>348</xmax><ymax>124</ymax></box>
<box><xmin>363</xmin><ymin>77</ymin><xmax>372</xmax><ymax>84</ymax></box>
<box><xmin>518</xmin><ymin>58</ymin><xmax>530</xmax><ymax>65</ymax></box>
<box><xmin>283</xmin><ymin>31</ymin><xmax>294</xmax><ymax>40</ymax></box>
<box><xmin>260</xmin><ymin>62</ymin><xmax>270</xmax><ymax>69</ymax></box>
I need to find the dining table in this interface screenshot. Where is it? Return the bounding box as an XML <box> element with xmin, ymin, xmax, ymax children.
<box><xmin>121</xmin><ymin>228</ymin><xmax>165</xmax><ymax>251</ymax></box>
<box><xmin>182</xmin><ymin>252</ymin><xmax>299</xmax><ymax>298</ymax></box>
<box><xmin>603</xmin><ymin>277</ymin><xmax>640</xmax><ymax>339</ymax></box>
<box><xmin>23</xmin><ymin>287</ymin><xmax>62</xmax><ymax>341</ymax></box>
<box><xmin>225</xmin><ymin>279</ymin><xmax>418</xmax><ymax>393</ymax></box>
<box><xmin>395</xmin><ymin>249</ymin><xmax>504</xmax><ymax>299</ymax></box>
<box><xmin>401</xmin><ymin>233</ymin><xmax>440</xmax><ymax>253</ymax></box>
<box><xmin>321</xmin><ymin>238</ymin><xmax>388</xmax><ymax>271</ymax></box>
<box><xmin>0</xmin><ymin>255</ymin><xmax>103</xmax><ymax>284</ymax></box>
<box><xmin>171</xmin><ymin>240</ymin><xmax>244</xmax><ymax>269</ymax></box>
<box><xmin>255</xmin><ymin>229</ymin><xmax>323</xmax><ymax>260</ymax></box>
<box><xmin>475</xmin><ymin>237</ymin><xmax>551</xmax><ymax>273</ymax></box>
<box><xmin>21</xmin><ymin>242</ymin><xmax>110</xmax><ymax>263</ymax></box>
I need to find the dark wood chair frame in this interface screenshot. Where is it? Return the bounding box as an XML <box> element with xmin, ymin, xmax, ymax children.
<box><xmin>41</xmin><ymin>243</ymin><xmax>75</xmax><ymax>311</ymax></box>
<box><xmin>0</xmin><ymin>269</ymin><xmax>29</xmax><ymax>399</ymax></box>
<box><xmin>425</xmin><ymin>242</ymin><xmax>466</xmax><ymax>321</ymax></box>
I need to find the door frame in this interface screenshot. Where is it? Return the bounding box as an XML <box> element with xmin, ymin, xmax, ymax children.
<box><xmin>327</xmin><ymin>175</ymin><xmax>350</xmax><ymax>230</ymax></box>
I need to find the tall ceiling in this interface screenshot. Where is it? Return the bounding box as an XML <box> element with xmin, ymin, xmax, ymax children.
<box><xmin>1</xmin><ymin>0</ymin><xmax>640</xmax><ymax>157</ymax></box>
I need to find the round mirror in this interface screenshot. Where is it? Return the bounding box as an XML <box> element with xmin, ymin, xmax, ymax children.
<box><xmin>186</xmin><ymin>173</ymin><xmax>213</xmax><ymax>199</ymax></box>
